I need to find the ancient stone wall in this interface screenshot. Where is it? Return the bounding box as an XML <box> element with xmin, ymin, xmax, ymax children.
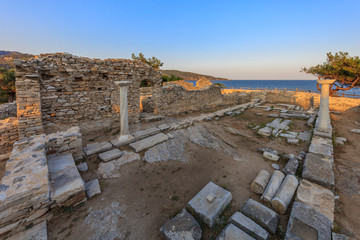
<box><xmin>0</xmin><ymin>102</ymin><xmax>17</xmax><ymax>120</ymax></box>
<box><xmin>0</xmin><ymin>117</ymin><xmax>19</xmax><ymax>151</ymax></box>
<box><xmin>14</xmin><ymin>53</ymin><xmax>161</xmax><ymax>136</ymax></box>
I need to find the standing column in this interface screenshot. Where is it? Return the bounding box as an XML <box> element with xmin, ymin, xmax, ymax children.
<box><xmin>317</xmin><ymin>79</ymin><xmax>335</xmax><ymax>132</ymax></box>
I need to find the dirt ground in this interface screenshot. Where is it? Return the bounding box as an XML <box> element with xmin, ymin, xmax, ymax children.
<box><xmin>48</xmin><ymin>104</ymin><xmax>311</xmax><ymax>240</ymax></box>
<box><xmin>332</xmin><ymin>107</ymin><xmax>360</xmax><ymax>239</ymax></box>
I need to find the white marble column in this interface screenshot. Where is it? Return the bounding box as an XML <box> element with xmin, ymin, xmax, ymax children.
<box><xmin>317</xmin><ymin>79</ymin><xmax>335</xmax><ymax>132</ymax></box>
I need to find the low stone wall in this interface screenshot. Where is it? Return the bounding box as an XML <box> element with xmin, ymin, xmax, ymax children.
<box><xmin>0</xmin><ymin>117</ymin><xmax>19</xmax><ymax>150</ymax></box>
<box><xmin>0</xmin><ymin>102</ymin><xmax>17</xmax><ymax>120</ymax></box>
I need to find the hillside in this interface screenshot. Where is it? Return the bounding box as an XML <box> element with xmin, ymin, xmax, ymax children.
<box><xmin>0</xmin><ymin>51</ymin><xmax>34</xmax><ymax>69</ymax></box>
<box><xmin>161</xmin><ymin>69</ymin><xmax>230</xmax><ymax>81</ymax></box>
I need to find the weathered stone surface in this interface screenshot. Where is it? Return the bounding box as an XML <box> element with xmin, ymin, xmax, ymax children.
<box><xmin>187</xmin><ymin>182</ymin><xmax>232</xmax><ymax>228</ymax></box>
<box><xmin>216</xmin><ymin>223</ymin><xmax>255</xmax><ymax>240</ymax></box>
<box><xmin>283</xmin><ymin>158</ymin><xmax>299</xmax><ymax>175</ymax></box>
<box><xmin>285</xmin><ymin>201</ymin><xmax>332</xmax><ymax>240</ymax></box>
<box><xmin>298</xmin><ymin>131</ymin><xmax>311</xmax><ymax>142</ymax></box>
<box><xmin>302</xmin><ymin>153</ymin><xmax>334</xmax><ymax>189</ymax></box>
<box><xmin>85</xmin><ymin>179</ymin><xmax>101</xmax><ymax>199</ymax></box>
<box><xmin>257</xmin><ymin>148</ymin><xmax>278</xmax><ymax>156</ymax></box>
<box><xmin>332</xmin><ymin>233</ymin><xmax>349</xmax><ymax>240</ymax></box>
<box><xmin>229</xmin><ymin>212</ymin><xmax>269</xmax><ymax>240</ymax></box>
<box><xmin>110</xmin><ymin>134</ymin><xmax>135</xmax><ymax>147</ymax></box>
<box><xmin>350</xmin><ymin>129</ymin><xmax>360</xmax><ymax>134</ymax></box>
<box><xmin>287</xmin><ymin>138</ymin><xmax>299</xmax><ymax>144</ymax></box>
<box><xmin>98</xmin><ymin>148</ymin><xmax>123</xmax><ymax>162</ymax></box>
<box><xmin>7</xmin><ymin>221</ymin><xmax>47</xmax><ymax>240</ymax></box>
<box><xmin>258</xmin><ymin>127</ymin><xmax>272</xmax><ymax>137</ymax></box>
<box><xmin>241</xmin><ymin>199</ymin><xmax>279</xmax><ymax>234</ymax></box>
<box><xmin>130</xmin><ymin>133</ymin><xmax>169</xmax><ymax>152</ymax></box>
<box><xmin>261</xmin><ymin>170</ymin><xmax>285</xmax><ymax>203</ymax></box>
<box><xmin>160</xmin><ymin>209</ymin><xmax>202</xmax><ymax>240</ymax></box>
<box><xmin>83</xmin><ymin>141</ymin><xmax>112</xmax><ymax>156</ymax></box>
<box><xmin>48</xmin><ymin>153</ymin><xmax>86</xmax><ymax>207</ymax></box>
<box><xmin>98</xmin><ymin>151</ymin><xmax>140</xmax><ymax>178</ymax></box>
<box><xmin>77</xmin><ymin>162</ymin><xmax>88</xmax><ymax>172</ymax></box>
<box><xmin>158</xmin><ymin>123</ymin><xmax>170</xmax><ymax>131</ymax></box>
<box><xmin>132</xmin><ymin>127</ymin><xmax>161</xmax><ymax>140</ymax></box>
<box><xmin>251</xmin><ymin>170</ymin><xmax>271</xmax><ymax>195</ymax></box>
<box><xmin>271</xmin><ymin>174</ymin><xmax>299</xmax><ymax>214</ymax></box>
<box><xmin>308</xmin><ymin>136</ymin><xmax>333</xmax><ymax>157</ymax></box>
<box><xmin>295</xmin><ymin>180</ymin><xmax>335</xmax><ymax>223</ymax></box>
<box><xmin>271</xmin><ymin>164</ymin><xmax>280</xmax><ymax>170</ymax></box>
<box><xmin>262</xmin><ymin>151</ymin><xmax>279</xmax><ymax>161</ymax></box>
<box><xmin>266</xmin><ymin>118</ymin><xmax>292</xmax><ymax>130</ymax></box>
<box><xmin>335</xmin><ymin>137</ymin><xmax>347</xmax><ymax>145</ymax></box>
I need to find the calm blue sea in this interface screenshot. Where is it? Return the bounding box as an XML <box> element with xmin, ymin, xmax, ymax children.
<box><xmin>186</xmin><ymin>80</ymin><xmax>360</xmax><ymax>95</ymax></box>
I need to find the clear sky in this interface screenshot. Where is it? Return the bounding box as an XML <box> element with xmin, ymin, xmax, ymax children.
<box><xmin>1</xmin><ymin>0</ymin><xmax>360</xmax><ymax>80</ymax></box>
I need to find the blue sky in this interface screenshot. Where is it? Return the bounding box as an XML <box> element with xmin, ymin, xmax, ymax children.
<box><xmin>1</xmin><ymin>0</ymin><xmax>360</xmax><ymax>79</ymax></box>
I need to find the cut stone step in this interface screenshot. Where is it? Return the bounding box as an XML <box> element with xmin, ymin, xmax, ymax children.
<box><xmin>229</xmin><ymin>212</ymin><xmax>270</xmax><ymax>240</ymax></box>
<box><xmin>98</xmin><ymin>148</ymin><xmax>123</xmax><ymax>162</ymax></box>
<box><xmin>48</xmin><ymin>153</ymin><xmax>86</xmax><ymax>207</ymax></box>
<box><xmin>302</xmin><ymin>153</ymin><xmax>334</xmax><ymax>189</ymax></box>
<box><xmin>187</xmin><ymin>182</ymin><xmax>232</xmax><ymax>228</ymax></box>
<box><xmin>132</xmin><ymin>127</ymin><xmax>161</xmax><ymax>140</ymax></box>
<box><xmin>158</xmin><ymin>124</ymin><xmax>170</xmax><ymax>131</ymax></box>
<box><xmin>217</xmin><ymin>223</ymin><xmax>255</xmax><ymax>240</ymax></box>
<box><xmin>160</xmin><ymin>209</ymin><xmax>202</xmax><ymax>240</ymax></box>
<box><xmin>130</xmin><ymin>133</ymin><xmax>169</xmax><ymax>152</ymax></box>
<box><xmin>7</xmin><ymin>221</ymin><xmax>47</xmax><ymax>240</ymax></box>
<box><xmin>83</xmin><ymin>141</ymin><xmax>112</xmax><ymax>156</ymax></box>
<box><xmin>241</xmin><ymin>199</ymin><xmax>279</xmax><ymax>234</ymax></box>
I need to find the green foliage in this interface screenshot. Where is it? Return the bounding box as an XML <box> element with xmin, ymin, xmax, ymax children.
<box><xmin>214</xmin><ymin>82</ymin><xmax>225</xmax><ymax>88</ymax></box>
<box><xmin>0</xmin><ymin>67</ymin><xmax>16</xmax><ymax>103</ymax></box>
<box><xmin>162</xmin><ymin>74</ymin><xmax>183</xmax><ymax>82</ymax></box>
<box><xmin>301</xmin><ymin>52</ymin><xmax>360</xmax><ymax>94</ymax></box>
<box><xmin>140</xmin><ymin>79</ymin><xmax>152</xmax><ymax>87</ymax></box>
<box><xmin>131</xmin><ymin>53</ymin><xmax>163</xmax><ymax>69</ymax></box>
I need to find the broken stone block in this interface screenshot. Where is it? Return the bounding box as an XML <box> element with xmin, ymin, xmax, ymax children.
<box><xmin>187</xmin><ymin>182</ymin><xmax>232</xmax><ymax>228</ymax></box>
<box><xmin>285</xmin><ymin>201</ymin><xmax>332</xmax><ymax>240</ymax></box>
<box><xmin>98</xmin><ymin>151</ymin><xmax>140</xmax><ymax>178</ymax></box>
<box><xmin>266</xmin><ymin>118</ymin><xmax>292</xmax><ymax>130</ymax></box>
<box><xmin>261</xmin><ymin>170</ymin><xmax>285</xmax><ymax>203</ymax></box>
<box><xmin>332</xmin><ymin>233</ymin><xmax>349</xmax><ymax>240</ymax></box>
<box><xmin>217</xmin><ymin>223</ymin><xmax>255</xmax><ymax>240</ymax></box>
<box><xmin>271</xmin><ymin>174</ymin><xmax>299</xmax><ymax>214</ymax></box>
<box><xmin>7</xmin><ymin>221</ymin><xmax>47</xmax><ymax>240</ymax></box>
<box><xmin>160</xmin><ymin>209</ymin><xmax>202</xmax><ymax>240</ymax></box>
<box><xmin>83</xmin><ymin>141</ymin><xmax>112</xmax><ymax>156</ymax></box>
<box><xmin>298</xmin><ymin>131</ymin><xmax>311</xmax><ymax>142</ymax></box>
<box><xmin>130</xmin><ymin>133</ymin><xmax>169</xmax><ymax>152</ymax></box>
<box><xmin>132</xmin><ymin>127</ymin><xmax>161</xmax><ymax>140</ymax></box>
<box><xmin>302</xmin><ymin>153</ymin><xmax>334</xmax><ymax>189</ymax></box>
<box><xmin>142</xmin><ymin>115</ymin><xmax>163</xmax><ymax>122</ymax></box>
<box><xmin>158</xmin><ymin>123</ymin><xmax>170</xmax><ymax>131</ymax></box>
<box><xmin>251</xmin><ymin>170</ymin><xmax>271</xmax><ymax>194</ymax></box>
<box><xmin>258</xmin><ymin>127</ymin><xmax>272</xmax><ymax>137</ymax></box>
<box><xmin>350</xmin><ymin>129</ymin><xmax>360</xmax><ymax>134</ymax></box>
<box><xmin>76</xmin><ymin>162</ymin><xmax>88</xmax><ymax>172</ymax></box>
<box><xmin>98</xmin><ymin>148</ymin><xmax>123</xmax><ymax>162</ymax></box>
<box><xmin>85</xmin><ymin>179</ymin><xmax>101</xmax><ymax>199</ymax></box>
<box><xmin>287</xmin><ymin>138</ymin><xmax>299</xmax><ymax>144</ymax></box>
<box><xmin>283</xmin><ymin>158</ymin><xmax>299</xmax><ymax>175</ymax></box>
<box><xmin>229</xmin><ymin>212</ymin><xmax>270</xmax><ymax>240</ymax></box>
<box><xmin>335</xmin><ymin>137</ymin><xmax>347</xmax><ymax>145</ymax></box>
<box><xmin>257</xmin><ymin>148</ymin><xmax>278</xmax><ymax>155</ymax></box>
<box><xmin>241</xmin><ymin>199</ymin><xmax>279</xmax><ymax>234</ymax></box>
<box><xmin>308</xmin><ymin>136</ymin><xmax>333</xmax><ymax>157</ymax></box>
<box><xmin>262</xmin><ymin>151</ymin><xmax>280</xmax><ymax>161</ymax></box>
<box><xmin>271</xmin><ymin>164</ymin><xmax>280</xmax><ymax>170</ymax></box>
<box><xmin>295</xmin><ymin>180</ymin><xmax>335</xmax><ymax>223</ymax></box>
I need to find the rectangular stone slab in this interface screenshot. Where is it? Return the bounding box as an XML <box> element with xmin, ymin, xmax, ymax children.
<box><xmin>132</xmin><ymin>127</ymin><xmax>161</xmax><ymax>140</ymax></box>
<box><xmin>187</xmin><ymin>181</ymin><xmax>232</xmax><ymax>228</ymax></box>
<box><xmin>241</xmin><ymin>199</ymin><xmax>279</xmax><ymax>234</ymax></box>
<box><xmin>308</xmin><ymin>136</ymin><xmax>333</xmax><ymax>157</ymax></box>
<box><xmin>83</xmin><ymin>141</ymin><xmax>112</xmax><ymax>156</ymax></box>
<box><xmin>98</xmin><ymin>148</ymin><xmax>123</xmax><ymax>162</ymax></box>
<box><xmin>216</xmin><ymin>223</ymin><xmax>255</xmax><ymax>240</ymax></box>
<box><xmin>302</xmin><ymin>153</ymin><xmax>334</xmax><ymax>189</ymax></box>
<box><xmin>285</xmin><ymin>201</ymin><xmax>332</xmax><ymax>240</ymax></box>
<box><xmin>130</xmin><ymin>133</ymin><xmax>169</xmax><ymax>152</ymax></box>
<box><xmin>229</xmin><ymin>212</ymin><xmax>269</xmax><ymax>240</ymax></box>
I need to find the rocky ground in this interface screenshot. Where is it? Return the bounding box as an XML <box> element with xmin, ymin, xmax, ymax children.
<box><xmin>47</xmin><ymin>103</ymin><xmax>312</xmax><ymax>240</ymax></box>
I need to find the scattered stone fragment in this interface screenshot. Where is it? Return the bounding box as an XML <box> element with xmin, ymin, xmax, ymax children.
<box><xmin>98</xmin><ymin>151</ymin><xmax>140</xmax><ymax>178</ymax></box>
<box><xmin>285</xmin><ymin>201</ymin><xmax>332</xmax><ymax>240</ymax></box>
<box><xmin>268</xmin><ymin>114</ymin><xmax>278</xmax><ymax>118</ymax></box>
<box><xmin>187</xmin><ymin>182</ymin><xmax>232</xmax><ymax>228</ymax></box>
<box><xmin>255</xmin><ymin>113</ymin><xmax>263</xmax><ymax>116</ymax></box>
<box><xmin>261</xmin><ymin>170</ymin><xmax>285</xmax><ymax>203</ymax></box>
<box><xmin>130</xmin><ymin>133</ymin><xmax>169</xmax><ymax>152</ymax></box>
<box><xmin>258</xmin><ymin>127</ymin><xmax>272</xmax><ymax>137</ymax></box>
<box><xmin>241</xmin><ymin>198</ymin><xmax>279</xmax><ymax>234</ymax></box>
<box><xmin>217</xmin><ymin>223</ymin><xmax>255</xmax><ymax>240</ymax></box>
<box><xmin>160</xmin><ymin>209</ymin><xmax>202</xmax><ymax>240</ymax></box>
<box><xmin>335</xmin><ymin>137</ymin><xmax>347</xmax><ymax>145</ymax></box>
<box><xmin>263</xmin><ymin>151</ymin><xmax>280</xmax><ymax>161</ymax></box>
<box><xmin>283</xmin><ymin>158</ymin><xmax>299</xmax><ymax>175</ymax></box>
<box><xmin>302</xmin><ymin>153</ymin><xmax>334</xmax><ymax>189</ymax></box>
<box><xmin>271</xmin><ymin>164</ymin><xmax>280</xmax><ymax>170</ymax></box>
<box><xmin>287</xmin><ymin>138</ymin><xmax>299</xmax><ymax>144</ymax></box>
<box><xmin>7</xmin><ymin>221</ymin><xmax>47</xmax><ymax>240</ymax></box>
<box><xmin>257</xmin><ymin>148</ymin><xmax>278</xmax><ymax>156</ymax></box>
<box><xmin>251</xmin><ymin>170</ymin><xmax>271</xmax><ymax>194</ymax></box>
<box><xmin>132</xmin><ymin>127</ymin><xmax>161</xmax><ymax>140</ymax></box>
<box><xmin>85</xmin><ymin>179</ymin><xmax>101</xmax><ymax>198</ymax></box>
<box><xmin>229</xmin><ymin>212</ymin><xmax>270</xmax><ymax>240</ymax></box>
<box><xmin>280</xmin><ymin>132</ymin><xmax>297</xmax><ymax>139</ymax></box>
<box><xmin>332</xmin><ymin>233</ymin><xmax>349</xmax><ymax>240</ymax></box>
<box><xmin>271</xmin><ymin>174</ymin><xmax>299</xmax><ymax>214</ymax></box>
<box><xmin>203</xmin><ymin>117</ymin><xmax>212</xmax><ymax>122</ymax></box>
<box><xmin>167</xmin><ymin>133</ymin><xmax>175</xmax><ymax>139</ymax></box>
<box><xmin>142</xmin><ymin>115</ymin><xmax>163</xmax><ymax>122</ymax></box>
<box><xmin>295</xmin><ymin>180</ymin><xmax>335</xmax><ymax>223</ymax></box>
<box><xmin>271</xmin><ymin>128</ymin><xmax>281</xmax><ymax>137</ymax></box>
<box><xmin>98</xmin><ymin>148</ymin><xmax>123</xmax><ymax>162</ymax></box>
<box><xmin>298</xmin><ymin>131</ymin><xmax>311</xmax><ymax>142</ymax></box>
<box><xmin>266</xmin><ymin>118</ymin><xmax>292</xmax><ymax>130</ymax></box>
<box><xmin>158</xmin><ymin>123</ymin><xmax>170</xmax><ymax>131</ymax></box>
<box><xmin>83</xmin><ymin>141</ymin><xmax>112</xmax><ymax>156</ymax></box>
<box><xmin>77</xmin><ymin>162</ymin><xmax>88</xmax><ymax>172</ymax></box>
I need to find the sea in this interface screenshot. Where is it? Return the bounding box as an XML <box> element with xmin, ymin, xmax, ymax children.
<box><xmin>186</xmin><ymin>80</ymin><xmax>360</xmax><ymax>95</ymax></box>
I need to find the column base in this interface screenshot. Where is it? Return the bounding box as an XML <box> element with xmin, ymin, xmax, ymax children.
<box><xmin>111</xmin><ymin>134</ymin><xmax>135</xmax><ymax>147</ymax></box>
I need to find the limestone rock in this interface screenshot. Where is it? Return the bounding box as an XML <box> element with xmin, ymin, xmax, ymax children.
<box><xmin>283</xmin><ymin>158</ymin><xmax>299</xmax><ymax>175</ymax></box>
<box><xmin>77</xmin><ymin>162</ymin><xmax>88</xmax><ymax>172</ymax></box>
<box><xmin>98</xmin><ymin>151</ymin><xmax>140</xmax><ymax>178</ymax></box>
<box><xmin>335</xmin><ymin>137</ymin><xmax>347</xmax><ymax>145</ymax></box>
<box><xmin>130</xmin><ymin>133</ymin><xmax>169</xmax><ymax>152</ymax></box>
<box><xmin>350</xmin><ymin>129</ymin><xmax>360</xmax><ymax>134</ymax></box>
<box><xmin>258</xmin><ymin>127</ymin><xmax>272</xmax><ymax>137</ymax></box>
<box><xmin>160</xmin><ymin>209</ymin><xmax>202</xmax><ymax>240</ymax></box>
<box><xmin>98</xmin><ymin>148</ymin><xmax>123</xmax><ymax>162</ymax></box>
<box><xmin>298</xmin><ymin>131</ymin><xmax>311</xmax><ymax>142</ymax></box>
<box><xmin>216</xmin><ymin>224</ymin><xmax>255</xmax><ymax>240</ymax></box>
<box><xmin>302</xmin><ymin>153</ymin><xmax>334</xmax><ymax>189</ymax></box>
<box><xmin>187</xmin><ymin>182</ymin><xmax>232</xmax><ymax>228</ymax></box>
<box><xmin>229</xmin><ymin>212</ymin><xmax>269</xmax><ymax>240</ymax></box>
<box><xmin>85</xmin><ymin>179</ymin><xmax>101</xmax><ymax>199</ymax></box>
<box><xmin>83</xmin><ymin>141</ymin><xmax>112</xmax><ymax>156</ymax></box>
<box><xmin>158</xmin><ymin>124</ymin><xmax>170</xmax><ymax>131</ymax></box>
<box><xmin>262</xmin><ymin>151</ymin><xmax>280</xmax><ymax>161</ymax></box>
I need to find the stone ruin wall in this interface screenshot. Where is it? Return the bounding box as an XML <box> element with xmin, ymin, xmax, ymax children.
<box><xmin>0</xmin><ymin>117</ymin><xmax>18</xmax><ymax>151</ymax></box>
<box><xmin>14</xmin><ymin>53</ymin><xmax>162</xmax><ymax>137</ymax></box>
